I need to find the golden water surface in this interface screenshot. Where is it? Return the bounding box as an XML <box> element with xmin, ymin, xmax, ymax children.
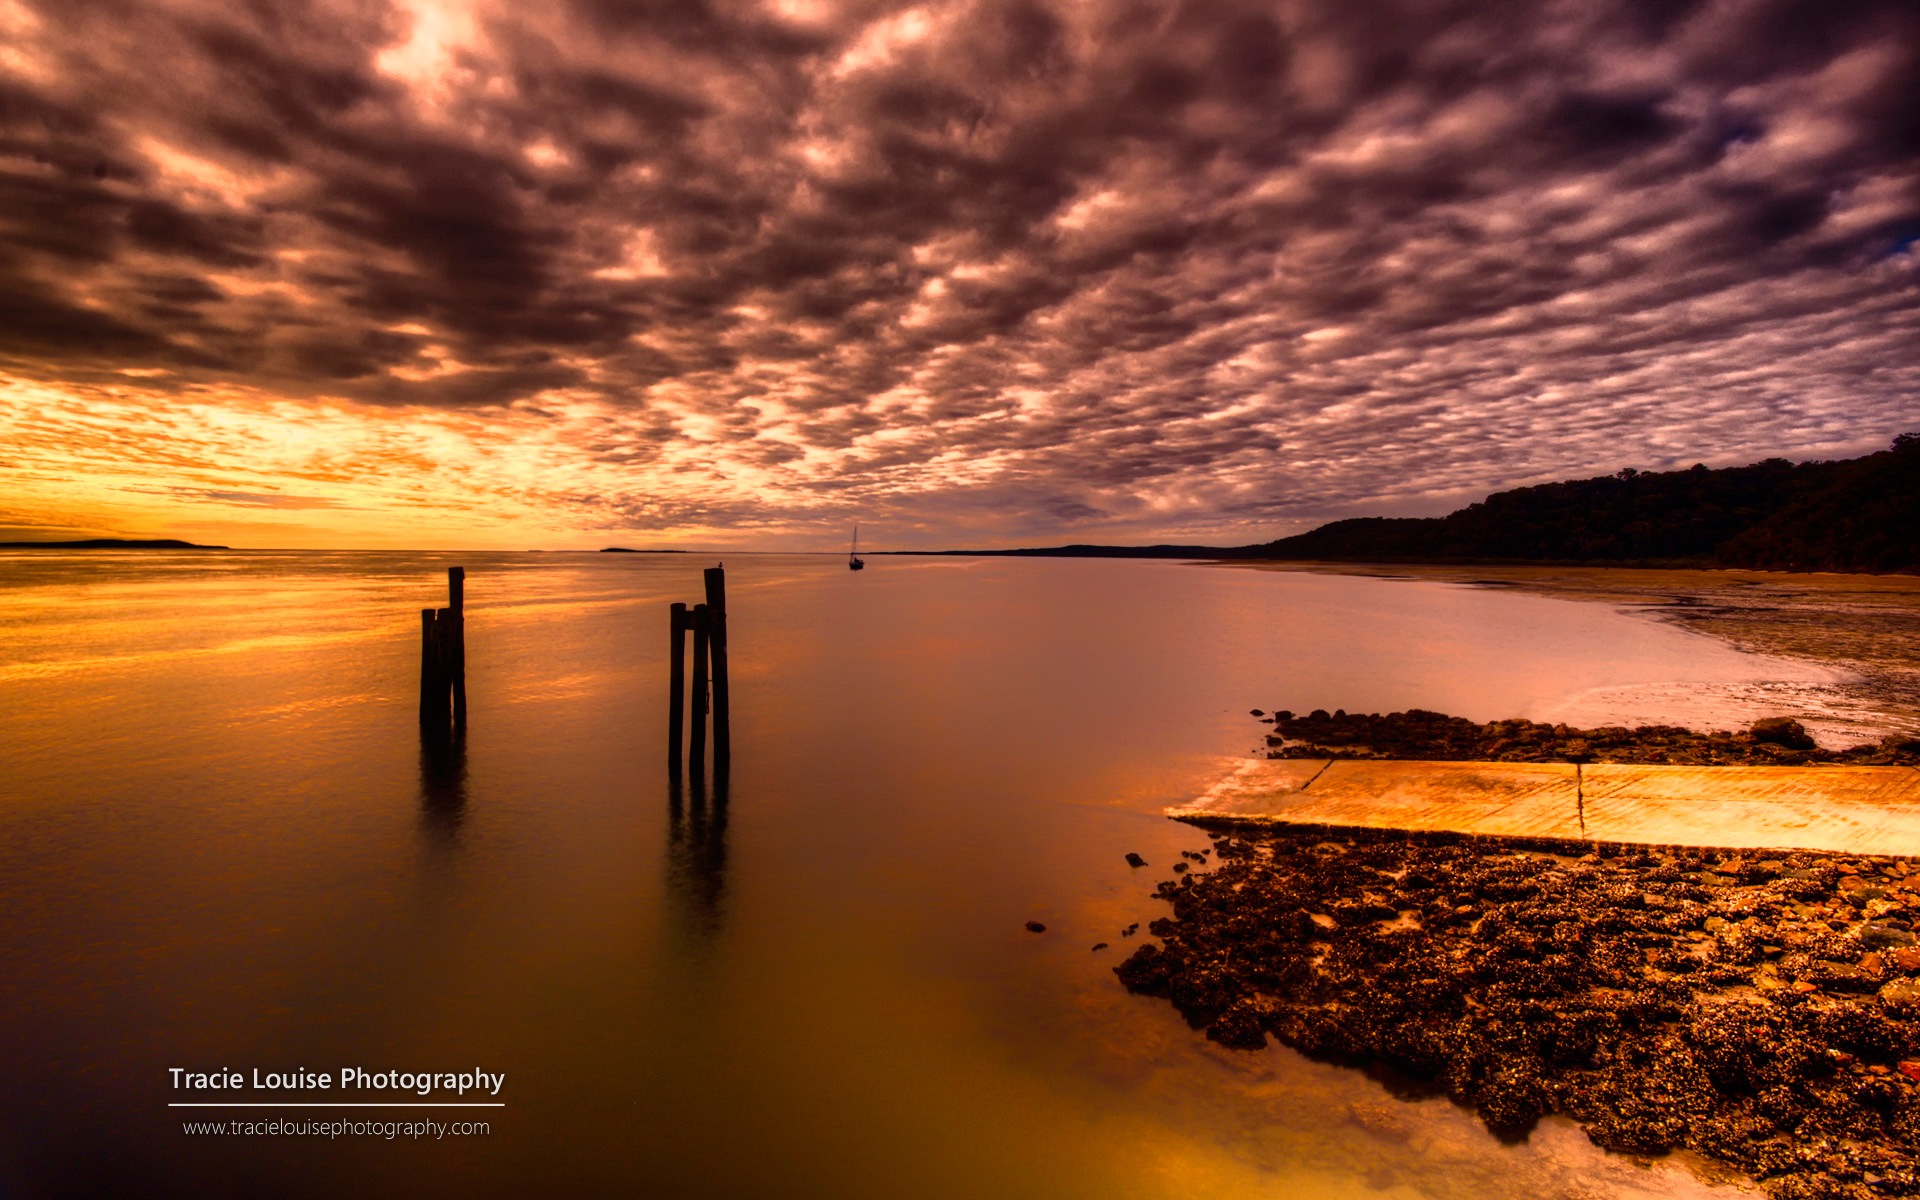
<box><xmin>2</xmin><ymin>550</ymin><xmax>1878</xmax><ymax>1198</ymax></box>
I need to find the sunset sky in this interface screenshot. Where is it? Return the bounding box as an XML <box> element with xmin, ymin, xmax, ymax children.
<box><xmin>1</xmin><ymin>0</ymin><xmax>1916</xmax><ymax>549</ymax></box>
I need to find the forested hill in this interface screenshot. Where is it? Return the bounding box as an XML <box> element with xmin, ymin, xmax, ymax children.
<box><xmin>1245</xmin><ymin>434</ymin><xmax>1920</xmax><ymax>572</ymax></box>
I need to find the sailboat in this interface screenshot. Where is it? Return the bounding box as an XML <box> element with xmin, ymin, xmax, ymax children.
<box><xmin>848</xmin><ymin>524</ymin><xmax>865</xmax><ymax>571</ymax></box>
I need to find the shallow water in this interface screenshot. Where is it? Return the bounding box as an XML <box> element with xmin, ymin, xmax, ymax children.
<box><xmin>1</xmin><ymin>550</ymin><xmax>1868</xmax><ymax>1198</ymax></box>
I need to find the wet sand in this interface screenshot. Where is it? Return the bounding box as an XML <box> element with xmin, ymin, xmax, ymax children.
<box><xmin>1221</xmin><ymin>563</ymin><xmax>1920</xmax><ymax>737</ymax></box>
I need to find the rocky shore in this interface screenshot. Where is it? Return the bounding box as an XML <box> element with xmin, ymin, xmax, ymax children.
<box><xmin>1117</xmin><ymin>828</ymin><xmax>1920</xmax><ymax>1199</ymax></box>
<box><xmin>1259</xmin><ymin>708</ymin><xmax>1920</xmax><ymax>767</ymax></box>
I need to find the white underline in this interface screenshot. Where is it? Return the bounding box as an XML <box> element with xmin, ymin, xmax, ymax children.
<box><xmin>167</xmin><ymin>1103</ymin><xmax>504</xmax><ymax>1108</ymax></box>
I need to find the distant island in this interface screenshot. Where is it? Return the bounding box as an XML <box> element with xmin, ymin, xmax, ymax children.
<box><xmin>0</xmin><ymin>538</ymin><xmax>229</xmax><ymax>550</ymax></box>
<box><xmin>900</xmin><ymin>434</ymin><xmax>1920</xmax><ymax>574</ymax></box>
<box><xmin>600</xmin><ymin>547</ymin><xmax>688</xmax><ymax>553</ymax></box>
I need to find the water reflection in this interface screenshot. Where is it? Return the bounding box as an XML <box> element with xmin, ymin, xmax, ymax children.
<box><xmin>0</xmin><ymin>553</ymin><xmax>1855</xmax><ymax>1200</ymax></box>
<box><xmin>417</xmin><ymin>726</ymin><xmax>468</xmax><ymax>844</ymax></box>
<box><xmin>665</xmin><ymin>771</ymin><xmax>729</xmax><ymax>950</ymax></box>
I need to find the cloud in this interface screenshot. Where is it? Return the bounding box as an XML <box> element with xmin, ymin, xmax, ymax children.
<box><xmin>162</xmin><ymin>487</ymin><xmax>353</xmax><ymax>509</ymax></box>
<box><xmin>0</xmin><ymin>0</ymin><xmax>1915</xmax><ymax>545</ymax></box>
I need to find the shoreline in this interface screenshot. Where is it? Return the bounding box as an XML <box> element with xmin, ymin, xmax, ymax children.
<box><xmin>1258</xmin><ymin>708</ymin><xmax>1920</xmax><ymax>768</ymax></box>
<box><xmin>1121</xmin><ymin>574</ymin><xmax>1920</xmax><ymax>1200</ymax></box>
<box><xmin>1217</xmin><ymin>561</ymin><xmax>1920</xmax><ymax>738</ymax></box>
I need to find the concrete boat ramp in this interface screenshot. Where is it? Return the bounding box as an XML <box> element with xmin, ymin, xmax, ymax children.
<box><xmin>1170</xmin><ymin>758</ymin><xmax>1920</xmax><ymax>856</ymax></box>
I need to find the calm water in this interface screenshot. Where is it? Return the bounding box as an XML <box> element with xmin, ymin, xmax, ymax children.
<box><xmin>0</xmin><ymin>551</ymin><xmax>1869</xmax><ymax>1199</ymax></box>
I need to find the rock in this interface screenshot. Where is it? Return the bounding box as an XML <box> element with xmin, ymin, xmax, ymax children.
<box><xmin>1811</xmin><ymin>961</ymin><xmax>1880</xmax><ymax>993</ymax></box>
<box><xmin>1476</xmin><ymin>1058</ymin><xmax>1552</xmax><ymax>1141</ymax></box>
<box><xmin>1205</xmin><ymin>1000</ymin><xmax>1268</xmax><ymax>1050</ymax></box>
<box><xmin>1880</xmin><ymin>978</ymin><xmax>1920</xmax><ymax>1004</ymax></box>
<box><xmin>1256</xmin><ymin>707</ymin><xmax>1920</xmax><ymax>766</ymax></box>
<box><xmin>1024</xmin><ymin>921</ymin><xmax>1046</xmax><ymax>933</ymax></box>
<box><xmin>1115</xmin><ymin>824</ymin><xmax>1920</xmax><ymax>1199</ymax></box>
<box><xmin>1840</xmin><ymin>877</ymin><xmax>1888</xmax><ymax>907</ymax></box>
<box><xmin>1862</xmin><ymin>922</ymin><xmax>1916</xmax><ymax>949</ymax></box>
<box><xmin>1345</xmin><ymin>1101</ymin><xmax>1415</xmax><ymax>1144</ymax></box>
<box><xmin>1750</xmin><ymin>717</ymin><xmax>1816</xmax><ymax>750</ymax></box>
<box><xmin>1091</xmin><ymin>942</ymin><xmax>1108</xmax><ymax>952</ymax></box>
<box><xmin>1125</xmin><ymin>852</ymin><xmax>1147</xmax><ymax>868</ymax></box>
<box><xmin>1113</xmin><ymin>943</ymin><xmax>1172</xmax><ymax>993</ymax></box>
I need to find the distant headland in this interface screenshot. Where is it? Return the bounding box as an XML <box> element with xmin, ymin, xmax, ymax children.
<box><xmin>599</xmin><ymin>547</ymin><xmax>687</xmax><ymax>553</ymax></box>
<box><xmin>902</xmin><ymin>434</ymin><xmax>1920</xmax><ymax>574</ymax></box>
<box><xmin>0</xmin><ymin>538</ymin><xmax>229</xmax><ymax>550</ymax></box>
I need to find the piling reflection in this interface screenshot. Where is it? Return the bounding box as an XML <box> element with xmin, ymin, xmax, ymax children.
<box><xmin>418</xmin><ymin>726</ymin><xmax>468</xmax><ymax>844</ymax></box>
<box><xmin>665</xmin><ymin>771</ymin><xmax>729</xmax><ymax>949</ymax></box>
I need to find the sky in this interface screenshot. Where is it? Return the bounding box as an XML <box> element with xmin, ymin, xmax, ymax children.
<box><xmin>0</xmin><ymin>0</ymin><xmax>1916</xmax><ymax>550</ymax></box>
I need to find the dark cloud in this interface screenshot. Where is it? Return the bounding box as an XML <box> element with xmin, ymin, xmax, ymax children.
<box><xmin>0</xmin><ymin>0</ymin><xmax>1916</xmax><ymax>543</ymax></box>
<box><xmin>172</xmin><ymin>488</ymin><xmax>351</xmax><ymax>508</ymax></box>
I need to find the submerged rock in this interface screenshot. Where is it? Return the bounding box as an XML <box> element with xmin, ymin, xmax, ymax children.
<box><xmin>1752</xmin><ymin>717</ymin><xmax>1817</xmax><ymax>751</ymax></box>
<box><xmin>1024</xmin><ymin>921</ymin><xmax>1046</xmax><ymax>933</ymax></box>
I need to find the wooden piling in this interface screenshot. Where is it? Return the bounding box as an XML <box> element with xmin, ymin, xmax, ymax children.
<box><xmin>665</xmin><ymin>566</ymin><xmax>732</xmax><ymax>779</ymax></box>
<box><xmin>432</xmin><ymin>607</ymin><xmax>455</xmax><ymax>726</ymax></box>
<box><xmin>416</xmin><ymin>569</ymin><xmax>468</xmax><ymax>732</ymax></box>
<box><xmin>703</xmin><ymin>566</ymin><xmax>729</xmax><ymax>771</ymax></box>
<box><xmin>690</xmin><ymin>603</ymin><xmax>710</xmax><ymax>777</ymax></box>
<box><xmin>419</xmin><ymin>608</ymin><xmax>438</xmax><ymax>724</ymax></box>
<box><xmin>448</xmin><ymin>567</ymin><xmax>466</xmax><ymax>728</ymax></box>
<box><xmin>668</xmin><ymin>602</ymin><xmax>688</xmax><ymax>775</ymax></box>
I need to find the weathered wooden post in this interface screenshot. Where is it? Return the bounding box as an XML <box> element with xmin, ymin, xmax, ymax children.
<box><xmin>433</xmin><ymin>608</ymin><xmax>455</xmax><ymax>726</ymax></box>
<box><xmin>418</xmin><ymin>568</ymin><xmax>467</xmax><ymax>730</ymax></box>
<box><xmin>448</xmin><ymin>567</ymin><xmax>466</xmax><ymax>728</ymax></box>
<box><xmin>668</xmin><ymin>602</ymin><xmax>688</xmax><ymax>776</ymax></box>
<box><xmin>666</xmin><ymin>566</ymin><xmax>731</xmax><ymax>778</ymax></box>
<box><xmin>419</xmin><ymin>608</ymin><xmax>439</xmax><ymax>724</ymax></box>
<box><xmin>689</xmin><ymin>603</ymin><xmax>710</xmax><ymax>778</ymax></box>
<box><xmin>703</xmin><ymin>566</ymin><xmax>729</xmax><ymax>772</ymax></box>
